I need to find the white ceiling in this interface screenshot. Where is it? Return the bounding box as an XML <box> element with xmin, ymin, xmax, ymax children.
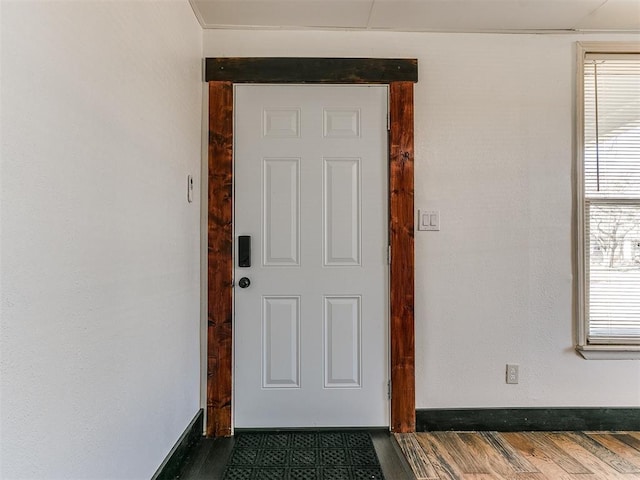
<box><xmin>189</xmin><ymin>0</ymin><xmax>640</xmax><ymax>33</ymax></box>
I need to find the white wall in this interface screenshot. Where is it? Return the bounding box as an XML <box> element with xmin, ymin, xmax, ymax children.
<box><xmin>203</xmin><ymin>29</ymin><xmax>640</xmax><ymax>409</ymax></box>
<box><xmin>0</xmin><ymin>1</ymin><xmax>202</xmax><ymax>478</ymax></box>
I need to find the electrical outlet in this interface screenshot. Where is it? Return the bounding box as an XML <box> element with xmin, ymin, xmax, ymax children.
<box><xmin>506</xmin><ymin>364</ymin><xmax>519</xmax><ymax>384</ymax></box>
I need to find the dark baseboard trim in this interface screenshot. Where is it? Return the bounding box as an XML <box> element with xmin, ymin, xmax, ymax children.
<box><xmin>152</xmin><ymin>409</ymin><xmax>204</xmax><ymax>480</ymax></box>
<box><xmin>416</xmin><ymin>408</ymin><xmax>640</xmax><ymax>432</ymax></box>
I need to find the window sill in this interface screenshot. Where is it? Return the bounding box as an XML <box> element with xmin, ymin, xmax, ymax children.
<box><xmin>576</xmin><ymin>345</ymin><xmax>640</xmax><ymax>360</ymax></box>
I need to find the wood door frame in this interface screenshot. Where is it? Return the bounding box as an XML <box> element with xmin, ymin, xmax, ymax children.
<box><xmin>206</xmin><ymin>58</ymin><xmax>417</xmax><ymax>437</ymax></box>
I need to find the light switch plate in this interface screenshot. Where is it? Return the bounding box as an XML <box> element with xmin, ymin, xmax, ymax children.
<box><xmin>418</xmin><ymin>210</ymin><xmax>440</xmax><ymax>231</ymax></box>
<box><xmin>187</xmin><ymin>175</ymin><xmax>194</xmax><ymax>203</ymax></box>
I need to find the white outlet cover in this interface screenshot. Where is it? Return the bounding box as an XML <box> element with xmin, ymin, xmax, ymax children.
<box><xmin>506</xmin><ymin>364</ymin><xmax>519</xmax><ymax>384</ymax></box>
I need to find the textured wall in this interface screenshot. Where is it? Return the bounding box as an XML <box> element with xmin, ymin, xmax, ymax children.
<box><xmin>203</xmin><ymin>29</ymin><xmax>640</xmax><ymax>409</ymax></box>
<box><xmin>0</xmin><ymin>1</ymin><xmax>202</xmax><ymax>478</ymax></box>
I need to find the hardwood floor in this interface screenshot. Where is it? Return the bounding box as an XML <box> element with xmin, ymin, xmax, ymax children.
<box><xmin>396</xmin><ymin>431</ymin><xmax>640</xmax><ymax>480</ymax></box>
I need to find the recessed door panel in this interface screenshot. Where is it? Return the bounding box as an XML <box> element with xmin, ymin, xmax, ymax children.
<box><xmin>263</xmin><ymin>296</ymin><xmax>300</xmax><ymax>388</ymax></box>
<box><xmin>264</xmin><ymin>108</ymin><xmax>300</xmax><ymax>138</ymax></box>
<box><xmin>263</xmin><ymin>158</ymin><xmax>300</xmax><ymax>266</ymax></box>
<box><xmin>324</xmin><ymin>158</ymin><xmax>361</xmax><ymax>266</ymax></box>
<box><xmin>324</xmin><ymin>296</ymin><xmax>361</xmax><ymax>388</ymax></box>
<box><xmin>324</xmin><ymin>108</ymin><xmax>361</xmax><ymax>138</ymax></box>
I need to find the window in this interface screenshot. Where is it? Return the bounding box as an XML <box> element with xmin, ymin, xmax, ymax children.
<box><xmin>576</xmin><ymin>43</ymin><xmax>640</xmax><ymax>359</ymax></box>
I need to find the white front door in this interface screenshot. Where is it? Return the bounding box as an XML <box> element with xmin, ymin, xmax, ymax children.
<box><xmin>233</xmin><ymin>85</ymin><xmax>389</xmax><ymax>428</ymax></box>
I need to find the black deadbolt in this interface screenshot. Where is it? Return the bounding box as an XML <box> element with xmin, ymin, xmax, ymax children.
<box><xmin>238</xmin><ymin>277</ymin><xmax>251</xmax><ymax>288</ymax></box>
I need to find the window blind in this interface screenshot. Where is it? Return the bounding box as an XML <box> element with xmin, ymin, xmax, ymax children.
<box><xmin>583</xmin><ymin>53</ymin><xmax>640</xmax><ymax>344</ymax></box>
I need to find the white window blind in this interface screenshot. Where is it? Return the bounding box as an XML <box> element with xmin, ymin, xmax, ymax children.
<box><xmin>583</xmin><ymin>52</ymin><xmax>640</xmax><ymax>345</ymax></box>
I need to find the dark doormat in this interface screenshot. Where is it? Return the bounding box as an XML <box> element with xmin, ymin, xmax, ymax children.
<box><xmin>222</xmin><ymin>431</ymin><xmax>385</xmax><ymax>480</ymax></box>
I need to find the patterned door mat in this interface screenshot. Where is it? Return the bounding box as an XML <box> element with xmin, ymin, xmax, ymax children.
<box><xmin>222</xmin><ymin>431</ymin><xmax>385</xmax><ymax>480</ymax></box>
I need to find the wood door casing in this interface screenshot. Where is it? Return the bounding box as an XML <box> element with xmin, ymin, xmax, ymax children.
<box><xmin>207</xmin><ymin>81</ymin><xmax>233</xmax><ymax>438</ymax></box>
<box><xmin>389</xmin><ymin>82</ymin><xmax>415</xmax><ymax>434</ymax></box>
<box><xmin>206</xmin><ymin>58</ymin><xmax>417</xmax><ymax>437</ymax></box>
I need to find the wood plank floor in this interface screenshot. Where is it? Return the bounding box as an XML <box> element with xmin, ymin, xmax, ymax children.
<box><xmin>396</xmin><ymin>432</ymin><xmax>640</xmax><ymax>480</ymax></box>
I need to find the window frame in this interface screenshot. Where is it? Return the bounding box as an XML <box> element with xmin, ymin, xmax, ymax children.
<box><xmin>575</xmin><ymin>41</ymin><xmax>640</xmax><ymax>360</ymax></box>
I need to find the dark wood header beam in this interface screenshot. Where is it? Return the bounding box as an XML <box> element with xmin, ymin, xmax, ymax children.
<box><xmin>205</xmin><ymin>57</ymin><xmax>418</xmax><ymax>84</ymax></box>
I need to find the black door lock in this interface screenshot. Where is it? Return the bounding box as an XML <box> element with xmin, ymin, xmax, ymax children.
<box><xmin>238</xmin><ymin>235</ymin><xmax>251</xmax><ymax>267</ymax></box>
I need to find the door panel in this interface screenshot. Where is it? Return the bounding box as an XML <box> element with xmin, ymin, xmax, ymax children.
<box><xmin>324</xmin><ymin>295</ymin><xmax>362</xmax><ymax>388</ymax></box>
<box><xmin>262</xmin><ymin>296</ymin><xmax>300</xmax><ymax>388</ymax></box>
<box><xmin>324</xmin><ymin>158</ymin><xmax>361</xmax><ymax>266</ymax></box>
<box><xmin>234</xmin><ymin>85</ymin><xmax>388</xmax><ymax>428</ymax></box>
<box><xmin>263</xmin><ymin>158</ymin><xmax>300</xmax><ymax>266</ymax></box>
